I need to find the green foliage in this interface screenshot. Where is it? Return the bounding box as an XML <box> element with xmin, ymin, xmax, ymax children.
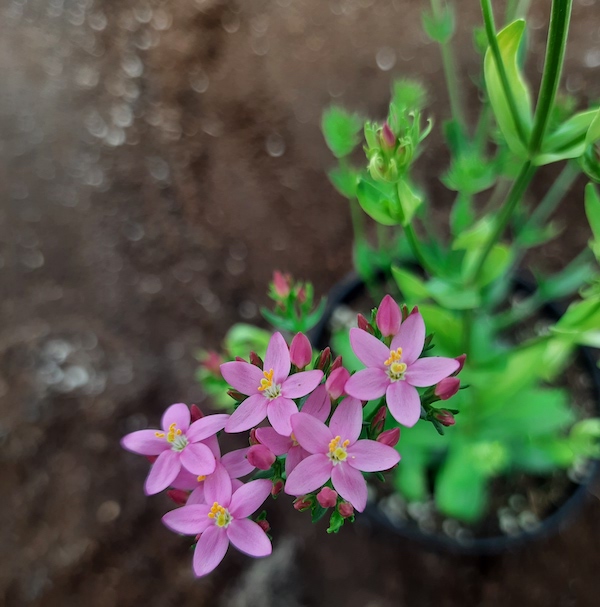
<box><xmin>321</xmin><ymin>107</ymin><xmax>363</xmax><ymax>158</ymax></box>
<box><xmin>422</xmin><ymin>2</ymin><xmax>455</xmax><ymax>44</ymax></box>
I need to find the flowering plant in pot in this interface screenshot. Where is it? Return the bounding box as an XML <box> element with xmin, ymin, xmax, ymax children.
<box><xmin>121</xmin><ymin>0</ymin><xmax>600</xmax><ymax>576</ymax></box>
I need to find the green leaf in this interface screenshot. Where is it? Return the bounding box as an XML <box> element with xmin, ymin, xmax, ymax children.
<box><xmin>418</xmin><ymin>304</ymin><xmax>462</xmax><ymax>354</ymax></box>
<box><xmin>311</xmin><ymin>503</ymin><xmax>329</xmax><ymax>523</ymax></box>
<box><xmin>450</xmin><ymin>193</ymin><xmax>475</xmax><ymax>236</ymax></box>
<box><xmin>260</xmin><ymin>307</ymin><xmax>296</xmax><ymax>332</ymax></box>
<box><xmin>327</xmin><ymin>510</ymin><xmax>347</xmax><ymax>533</ymax></box>
<box><xmin>224</xmin><ymin>324</ymin><xmax>272</xmax><ymax>358</ymax></box>
<box><xmin>391</xmin><ymin>265</ymin><xmax>429</xmax><ymax>304</ymax></box>
<box><xmin>452</xmin><ymin>216</ymin><xmax>494</xmax><ymax>251</ymax></box>
<box><xmin>331</xmin><ymin>328</ymin><xmax>363</xmax><ymax>373</ymax></box>
<box><xmin>322</xmin><ymin>107</ymin><xmax>363</xmax><ymax>158</ymax></box>
<box><xmin>394</xmin><ymin>451</ymin><xmax>428</xmax><ymax>502</ymax></box>
<box><xmin>421</xmin><ymin>4</ymin><xmax>455</xmax><ymax>44</ymax></box>
<box><xmin>483</xmin><ymin>20</ymin><xmax>532</xmax><ymax>157</ymax></box>
<box><xmin>355</xmin><ymin>177</ymin><xmax>399</xmax><ymax>226</ymax></box>
<box><xmin>427</xmin><ymin>278</ymin><xmax>482</xmax><ymax>310</ymax></box>
<box><xmin>513</xmin><ymin>438</ymin><xmax>574</xmax><ymax>474</ymax></box>
<box><xmin>586</xmin><ymin>108</ymin><xmax>600</xmax><ymax>146</ymax></box>
<box><xmin>536</xmin><ymin>259</ymin><xmax>595</xmax><ymax>301</ymax></box>
<box><xmin>585</xmin><ymin>182</ymin><xmax>600</xmax><ymax>258</ymax></box>
<box><xmin>396</xmin><ymin>179</ymin><xmax>423</xmax><ymax>226</ymax></box>
<box><xmin>463</xmin><ymin>243</ymin><xmax>512</xmax><ymax>288</ymax></box>
<box><xmin>328</xmin><ymin>165</ymin><xmax>360</xmax><ymax>199</ymax></box>
<box><xmin>443</xmin><ymin>153</ymin><xmax>496</xmax><ymax>196</ymax></box>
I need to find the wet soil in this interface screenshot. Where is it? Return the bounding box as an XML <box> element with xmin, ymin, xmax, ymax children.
<box><xmin>1</xmin><ymin>1</ymin><xmax>600</xmax><ymax>606</ymax></box>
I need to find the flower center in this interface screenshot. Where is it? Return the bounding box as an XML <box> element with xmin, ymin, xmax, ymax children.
<box><xmin>328</xmin><ymin>435</ymin><xmax>350</xmax><ymax>465</ymax></box>
<box><xmin>208</xmin><ymin>501</ymin><xmax>232</xmax><ymax>528</ymax></box>
<box><xmin>384</xmin><ymin>347</ymin><xmax>407</xmax><ymax>382</ymax></box>
<box><xmin>257</xmin><ymin>368</ymin><xmax>282</xmax><ymax>399</ymax></box>
<box><xmin>155</xmin><ymin>422</ymin><xmax>189</xmax><ymax>452</ymax></box>
<box><xmin>290</xmin><ymin>432</ymin><xmax>299</xmax><ymax>447</ymax></box>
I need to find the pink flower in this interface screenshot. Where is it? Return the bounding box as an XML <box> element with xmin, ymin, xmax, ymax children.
<box><xmin>247</xmin><ymin>444</ymin><xmax>276</xmax><ymax>470</ymax></box>
<box><xmin>376</xmin><ymin>294</ymin><xmax>401</xmax><ymax>337</ymax></box>
<box><xmin>290</xmin><ymin>332</ymin><xmax>312</xmax><ymax>369</ymax></box>
<box><xmin>121</xmin><ymin>403</ymin><xmax>229</xmax><ymax>495</ymax></box>
<box><xmin>221</xmin><ymin>332</ymin><xmax>323</xmax><ymax>435</ymax></box>
<box><xmin>345</xmin><ymin>312</ymin><xmax>459</xmax><ymax>428</ymax></box>
<box><xmin>255</xmin><ymin>384</ymin><xmax>331</xmax><ymax>477</ymax></box>
<box><xmin>163</xmin><ymin>466</ymin><xmax>272</xmax><ymax>577</ymax></box>
<box><xmin>284</xmin><ymin>398</ymin><xmax>400</xmax><ymax>512</ymax></box>
<box><xmin>317</xmin><ymin>487</ymin><xmax>338</xmax><ymax>508</ymax></box>
<box><xmin>377</xmin><ymin>427</ymin><xmax>400</xmax><ymax>448</ymax></box>
<box><xmin>434</xmin><ymin>377</ymin><xmax>460</xmax><ymax>400</ymax></box>
<box><xmin>273</xmin><ymin>270</ymin><xmax>292</xmax><ymax>298</ymax></box>
<box><xmin>326</xmin><ymin>367</ymin><xmax>350</xmax><ymax>400</ymax></box>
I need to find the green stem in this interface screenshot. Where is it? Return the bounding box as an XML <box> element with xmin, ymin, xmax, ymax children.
<box><xmin>480</xmin><ymin>0</ymin><xmax>529</xmax><ymax>147</ymax></box>
<box><xmin>474</xmin><ymin>100</ymin><xmax>492</xmax><ymax>152</ymax></box>
<box><xmin>349</xmin><ymin>198</ymin><xmax>365</xmax><ymax>243</ymax></box>
<box><xmin>404</xmin><ymin>222</ymin><xmax>434</xmax><ymax>276</ymax></box>
<box><xmin>468</xmin><ymin>161</ymin><xmax>536</xmax><ymax>284</ymax></box>
<box><xmin>529</xmin><ymin>0</ymin><xmax>573</xmax><ymax>156</ymax></box>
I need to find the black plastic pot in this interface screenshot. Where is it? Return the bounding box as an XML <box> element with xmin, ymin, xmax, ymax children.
<box><xmin>311</xmin><ymin>271</ymin><xmax>600</xmax><ymax>555</ymax></box>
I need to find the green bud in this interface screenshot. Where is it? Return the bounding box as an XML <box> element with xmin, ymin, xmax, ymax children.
<box><xmin>421</xmin><ymin>3</ymin><xmax>455</xmax><ymax>44</ymax></box>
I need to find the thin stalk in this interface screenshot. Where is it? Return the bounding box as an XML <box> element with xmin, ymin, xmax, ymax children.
<box><xmin>349</xmin><ymin>198</ymin><xmax>365</xmax><ymax>243</ymax></box>
<box><xmin>474</xmin><ymin>100</ymin><xmax>492</xmax><ymax>152</ymax></box>
<box><xmin>529</xmin><ymin>0</ymin><xmax>573</xmax><ymax>155</ymax></box>
<box><xmin>404</xmin><ymin>222</ymin><xmax>435</xmax><ymax>276</ymax></box>
<box><xmin>480</xmin><ymin>0</ymin><xmax>529</xmax><ymax>147</ymax></box>
<box><xmin>504</xmin><ymin>0</ymin><xmax>518</xmax><ymax>23</ymax></box>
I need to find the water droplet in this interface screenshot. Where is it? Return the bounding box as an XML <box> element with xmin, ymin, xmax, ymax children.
<box><xmin>376</xmin><ymin>47</ymin><xmax>397</xmax><ymax>71</ymax></box>
<box><xmin>584</xmin><ymin>48</ymin><xmax>600</xmax><ymax>68</ymax></box>
<box><xmin>104</xmin><ymin>127</ymin><xmax>126</xmax><ymax>147</ymax></box>
<box><xmin>121</xmin><ymin>55</ymin><xmax>144</xmax><ymax>78</ymax></box>
<box><xmin>189</xmin><ymin>69</ymin><xmax>209</xmax><ymax>93</ymax></box>
<box><xmin>266</xmin><ymin>133</ymin><xmax>285</xmax><ymax>157</ymax></box>
<box><xmin>111</xmin><ymin>103</ymin><xmax>133</xmax><ymax>128</ymax></box>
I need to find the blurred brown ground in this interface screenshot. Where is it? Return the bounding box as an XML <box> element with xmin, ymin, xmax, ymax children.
<box><xmin>1</xmin><ymin>0</ymin><xmax>600</xmax><ymax>605</ymax></box>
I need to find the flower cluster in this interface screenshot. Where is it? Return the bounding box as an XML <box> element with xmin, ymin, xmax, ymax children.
<box><xmin>122</xmin><ymin>294</ymin><xmax>461</xmax><ymax>577</ymax></box>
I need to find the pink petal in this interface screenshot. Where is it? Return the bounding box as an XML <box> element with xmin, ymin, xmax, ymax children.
<box><xmin>227</xmin><ymin>518</ymin><xmax>272</xmax><ymax>558</ymax></box>
<box><xmin>161</xmin><ymin>403</ymin><xmax>191</xmax><ymax>433</ymax></box>
<box><xmin>347</xmin><ymin>439</ymin><xmax>400</xmax><ymax>472</ymax></box>
<box><xmin>221</xmin><ymin>448</ymin><xmax>255</xmax><ymax>478</ymax></box>
<box><xmin>162</xmin><ymin>504</ymin><xmax>211</xmax><ymax>535</ymax></box>
<box><xmin>285</xmin><ymin>445</ymin><xmax>307</xmax><ymax>477</ymax></box>
<box><xmin>121</xmin><ymin>430</ymin><xmax>167</xmax><ymax>456</ymax></box>
<box><xmin>301</xmin><ymin>384</ymin><xmax>331</xmax><ymax>422</ymax></box>
<box><xmin>187</xmin><ymin>414</ymin><xmax>230</xmax><ymax>442</ymax></box>
<box><xmin>284</xmin><ymin>453</ymin><xmax>332</xmax><ymax>496</ymax></box>
<box><xmin>405</xmin><ymin>357</ymin><xmax>460</xmax><ymax>387</ymax></box>
<box><xmin>255</xmin><ymin>427</ymin><xmax>292</xmax><ymax>456</ymax></box>
<box><xmin>331</xmin><ymin>463</ymin><xmax>368</xmax><ymax>512</ymax></box>
<box><xmin>180</xmin><ymin>442</ymin><xmax>217</xmax><ymax>476</ymax></box>
<box><xmin>232</xmin><ymin>479</ymin><xmax>243</xmax><ymax>492</ymax></box>
<box><xmin>344</xmin><ymin>368</ymin><xmax>389</xmax><ymax>401</ymax></box>
<box><xmin>329</xmin><ymin>397</ymin><xmax>362</xmax><ymax>445</ymax></box>
<box><xmin>386</xmin><ymin>381</ymin><xmax>421</xmax><ymax>427</ymax></box>
<box><xmin>376</xmin><ymin>294</ymin><xmax>401</xmax><ymax>337</ymax></box>
<box><xmin>187</xmin><ymin>485</ymin><xmax>205</xmax><ymax>505</ymax></box>
<box><xmin>203</xmin><ymin>463</ymin><xmax>232</xmax><ymax>507</ymax></box>
<box><xmin>220</xmin><ymin>361</ymin><xmax>263</xmax><ymax>396</ymax></box>
<box><xmin>349</xmin><ymin>328</ymin><xmax>389</xmax><ymax>369</ymax></box>
<box><xmin>171</xmin><ymin>468</ymin><xmax>199</xmax><ymax>490</ymax></box>
<box><xmin>391</xmin><ymin>312</ymin><xmax>426</xmax><ymax>365</ymax></box>
<box><xmin>144</xmin><ymin>450</ymin><xmax>181</xmax><ymax>495</ymax></box>
<box><xmin>281</xmin><ymin>370</ymin><xmax>324</xmax><ymax>399</ymax></box>
<box><xmin>264</xmin><ymin>332</ymin><xmax>291</xmax><ymax>384</ymax></box>
<box><xmin>229</xmin><ymin>479</ymin><xmax>272</xmax><ymax>518</ymax></box>
<box><xmin>193</xmin><ymin>526</ymin><xmax>229</xmax><ymax>577</ymax></box>
<box><xmin>266</xmin><ymin>397</ymin><xmax>298</xmax><ymax>436</ymax></box>
<box><xmin>203</xmin><ymin>434</ymin><xmax>221</xmax><ymax>458</ymax></box>
<box><xmin>290</xmin><ymin>412</ymin><xmax>332</xmax><ymax>454</ymax></box>
<box><xmin>224</xmin><ymin>393</ymin><xmax>269</xmax><ymax>433</ymax></box>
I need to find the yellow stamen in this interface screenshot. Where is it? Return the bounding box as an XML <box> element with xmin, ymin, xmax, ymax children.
<box><xmin>328</xmin><ymin>436</ymin><xmax>349</xmax><ymax>462</ymax></box>
<box><xmin>155</xmin><ymin>431</ymin><xmax>165</xmax><ymax>438</ymax></box>
<box><xmin>384</xmin><ymin>347</ymin><xmax>403</xmax><ymax>366</ymax></box>
<box><xmin>258</xmin><ymin>368</ymin><xmax>274</xmax><ymax>392</ymax></box>
<box><xmin>207</xmin><ymin>501</ymin><xmax>231</xmax><ymax>527</ymax></box>
<box><xmin>197</xmin><ymin>475</ymin><xmax>206</xmax><ymax>482</ymax></box>
<box><xmin>166</xmin><ymin>422</ymin><xmax>180</xmax><ymax>443</ymax></box>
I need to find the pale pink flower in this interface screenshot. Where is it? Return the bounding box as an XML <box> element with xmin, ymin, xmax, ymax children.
<box><xmin>121</xmin><ymin>403</ymin><xmax>229</xmax><ymax>495</ymax></box>
<box><xmin>376</xmin><ymin>294</ymin><xmax>401</xmax><ymax>337</ymax></box>
<box><xmin>290</xmin><ymin>332</ymin><xmax>312</xmax><ymax>369</ymax></box>
<box><xmin>284</xmin><ymin>398</ymin><xmax>400</xmax><ymax>512</ymax></box>
<box><xmin>162</xmin><ymin>466</ymin><xmax>272</xmax><ymax>577</ymax></box>
<box><xmin>345</xmin><ymin>312</ymin><xmax>459</xmax><ymax>428</ymax></box>
<box><xmin>221</xmin><ymin>332</ymin><xmax>323</xmax><ymax>435</ymax></box>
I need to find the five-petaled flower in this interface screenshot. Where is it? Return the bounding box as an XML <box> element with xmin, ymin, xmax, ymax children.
<box><xmin>284</xmin><ymin>397</ymin><xmax>400</xmax><ymax>511</ymax></box>
<box><xmin>221</xmin><ymin>332</ymin><xmax>323</xmax><ymax>435</ymax></box>
<box><xmin>121</xmin><ymin>403</ymin><xmax>229</xmax><ymax>495</ymax></box>
<box><xmin>345</xmin><ymin>310</ymin><xmax>459</xmax><ymax>427</ymax></box>
<box><xmin>162</xmin><ymin>466</ymin><xmax>272</xmax><ymax>577</ymax></box>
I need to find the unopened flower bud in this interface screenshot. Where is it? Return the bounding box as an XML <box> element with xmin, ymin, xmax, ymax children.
<box><xmin>377</xmin><ymin>427</ymin><xmax>400</xmax><ymax>448</ymax></box>
<box><xmin>201</xmin><ymin>351</ymin><xmax>222</xmax><ymax>376</ymax></box>
<box><xmin>317</xmin><ymin>347</ymin><xmax>332</xmax><ymax>371</ymax></box>
<box><xmin>376</xmin><ymin>294</ymin><xmax>402</xmax><ymax>337</ymax></box>
<box><xmin>296</xmin><ymin>285</ymin><xmax>307</xmax><ymax>304</ymax></box>
<box><xmin>330</xmin><ymin>356</ymin><xmax>343</xmax><ymax>372</ymax></box>
<box><xmin>247</xmin><ymin>444</ymin><xmax>276</xmax><ymax>470</ymax></box>
<box><xmin>454</xmin><ymin>354</ymin><xmax>467</xmax><ymax>375</ymax></box>
<box><xmin>273</xmin><ymin>270</ymin><xmax>292</xmax><ymax>298</ymax></box>
<box><xmin>317</xmin><ymin>487</ymin><xmax>338</xmax><ymax>508</ymax></box>
<box><xmin>338</xmin><ymin>501</ymin><xmax>354</xmax><ymax>518</ymax></box>
<box><xmin>167</xmin><ymin>489</ymin><xmax>189</xmax><ymax>506</ymax></box>
<box><xmin>326</xmin><ymin>367</ymin><xmax>350</xmax><ymax>400</ymax></box>
<box><xmin>435</xmin><ymin>377</ymin><xmax>460</xmax><ymax>400</ymax></box>
<box><xmin>357</xmin><ymin>313</ymin><xmax>373</xmax><ymax>333</ymax></box>
<box><xmin>227</xmin><ymin>389</ymin><xmax>245</xmax><ymax>402</ymax></box>
<box><xmin>146</xmin><ymin>455</ymin><xmax>158</xmax><ymax>464</ymax></box>
<box><xmin>293</xmin><ymin>495</ymin><xmax>313</xmax><ymax>511</ymax></box>
<box><xmin>370</xmin><ymin>406</ymin><xmax>387</xmax><ymax>436</ymax></box>
<box><xmin>433</xmin><ymin>409</ymin><xmax>456</xmax><ymax>427</ymax></box>
<box><xmin>249</xmin><ymin>351</ymin><xmax>264</xmax><ymax>369</ymax></box>
<box><xmin>271</xmin><ymin>480</ymin><xmax>284</xmax><ymax>496</ymax></box>
<box><xmin>381</xmin><ymin>122</ymin><xmax>396</xmax><ymax>150</ymax></box>
<box><xmin>409</xmin><ymin>305</ymin><xmax>420</xmax><ymax>317</ymax></box>
<box><xmin>256</xmin><ymin>519</ymin><xmax>270</xmax><ymax>533</ymax></box>
<box><xmin>401</xmin><ymin>304</ymin><xmax>409</xmax><ymax>321</ymax></box>
<box><xmin>190</xmin><ymin>404</ymin><xmax>203</xmax><ymax>423</ymax></box>
<box><xmin>235</xmin><ymin>356</ymin><xmax>246</xmax><ymax>362</ymax></box>
<box><xmin>290</xmin><ymin>332</ymin><xmax>312</xmax><ymax>369</ymax></box>
<box><xmin>249</xmin><ymin>428</ymin><xmax>259</xmax><ymax>446</ymax></box>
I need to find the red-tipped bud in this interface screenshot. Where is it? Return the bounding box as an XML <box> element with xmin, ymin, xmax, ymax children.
<box><xmin>317</xmin><ymin>487</ymin><xmax>338</xmax><ymax>508</ymax></box>
<box><xmin>145</xmin><ymin>455</ymin><xmax>158</xmax><ymax>464</ymax></box>
<box><xmin>433</xmin><ymin>409</ymin><xmax>456</xmax><ymax>427</ymax></box>
<box><xmin>190</xmin><ymin>404</ymin><xmax>203</xmax><ymax>423</ymax></box>
<box><xmin>247</xmin><ymin>444</ymin><xmax>276</xmax><ymax>470</ymax></box>
<box><xmin>377</xmin><ymin>427</ymin><xmax>400</xmax><ymax>448</ymax></box>
<box><xmin>235</xmin><ymin>356</ymin><xmax>246</xmax><ymax>362</ymax></box>
<box><xmin>271</xmin><ymin>479</ymin><xmax>284</xmax><ymax>496</ymax></box>
<box><xmin>376</xmin><ymin>294</ymin><xmax>402</xmax><ymax>337</ymax></box>
<box><xmin>201</xmin><ymin>351</ymin><xmax>223</xmax><ymax>376</ymax></box>
<box><xmin>357</xmin><ymin>313</ymin><xmax>372</xmax><ymax>333</ymax></box>
<box><xmin>435</xmin><ymin>377</ymin><xmax>460</xmax><ymax>401</ymax></box>
<box><xmin>330</xmin><ymin>356</ymin><xmax>343</xmax><ymax>372</ymax></box>
<box><xmin>370</xmin><ymin>406</ymin><xmax>387</xmax><ymax>436</ymax></box>
<box><xmin>454</xmin><ymin>354</ymin><xmax>467</xmax><ymax>375</ymax></box>
<box><xmin>381</xmin><ymin>122</ymin><xmax>396</xmax><ymax>150</ymax></box>
<box><xmin>249</xmin><ymin>351</ymin><xmax>264</xmax><ymax>369</ymax></box>
<box><xmin>256</xmin><ymin>519</ymin><xmax>270</xmax><ymax>533</ymax></box>
<box><xmin>227</xmin><ymin>389</ymin><xmax>245</xmax><ymax>402</ymax></box>
<box><xmin>401</xmin><ymin>304</ymin><xmax>409</xmax><ymax>321</ymax></box>
<box><xmin>290</xmin><ymin>332</ymin><xmax>312</xmax><ymax>369</ymax></box>
<box><xmin>293</xmin><ymin>495</ymin><xmax>313</xmax><ymax>511</ymax></box>
<box><xmin>317</xmin><ymin>347</ymin><xmax>332</xmax><ymax>371</ymax></box>
<box><xmin>409</xmin><ymin>305</ymin><xmax>420</xmax><ymax>316</ymax></box>
<box><xmin>338</xmin><ymin>501</ymin><xmax>354</xmax><ymax>518</ymax></box>
<box><xmin>326</xmin><ymin>367</ymin><xmax>350</xmax><ymax>400</ymax></box>
<box><xmin>273</xmin><ymin>270</ymin><xmax>292</xmax><ymax>298</ymax></box>
<box><xmin>296</xmin><ymin>285</ymin><xmax>307</xmax><ymax>304</ymax></box>
<box><xmin>249</xmin><ymin>428</ymin><xmax>260</xmax><ymax>446</ymax></box>
<box><xmin>167</xmin><ymin>489</ymin><xmax>189</xmax><ymax>506</ymax></box>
